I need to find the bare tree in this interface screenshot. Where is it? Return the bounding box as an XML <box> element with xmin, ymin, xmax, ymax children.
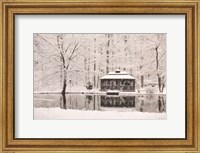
<box><xmin>34</xmin><ymin>34</ymin><xmax>82</xmax><ymax>108</ymax></box>
<box><xmin>151</xmin><ymin>34</ymin><xmax>166</xmax><ymax>93</ymax></box>
<box><xmin>106</xmin><ymin>34</ymin><xmax>110</xmax><ymax>73</ymax></box>
<box><xmin>56</xmin><ymin>34</ymin><xmax>82</xmax><ymax>107</ymax></box>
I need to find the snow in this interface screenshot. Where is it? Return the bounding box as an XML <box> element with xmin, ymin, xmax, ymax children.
<box><xmin>34</xmin><ymin>107</ymin><xmax>166</xmax><ymax>120</ymax></box>
<box><xmin>101</xmin><ymin>70</ymin><xmax>135</xmax><ymax>80</ymax></box>
<box><xmin>107</xmin><ymin>90</ymin><xmax>119</xmax><ymax>93</ymax></box>
<box><xmin>34</xmin><ymin>34</ymin><xmax>166</xmax><ymax>93</ymax></box>
<box><xmin>34</xmin><ymin>91</ymin><xmax>166</xmax><ymax>96</ymax></box>
<box><xmin>101</xmin><ymin>74</ymin><xmax>135</xmax><ymax>80</ymax></box>
<box><xmin>108</xmin><ymin>71</ymin><xmax>129</xmax><ymax>75</ymax></box>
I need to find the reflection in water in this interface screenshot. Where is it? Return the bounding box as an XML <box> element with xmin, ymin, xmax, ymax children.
<box><xmin>101</xmin><ymin>96</ymin><xmax>135</xmax><ymax>107</ymax></box>
<box><xmin>158</xmin><ymin>96</ymin><xmax>165</xmax><ymax>113</ymax></box>
<box><xmin>34</xmin><ymin>94</ymin><xmax>166</xmax><ymax>113</ymax></box>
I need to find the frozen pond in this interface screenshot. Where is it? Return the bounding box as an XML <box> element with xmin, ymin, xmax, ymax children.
<box><xmin>34</xmin><ymin>94</ymin><xmax>166</xmax><ymax>113</ymax></box>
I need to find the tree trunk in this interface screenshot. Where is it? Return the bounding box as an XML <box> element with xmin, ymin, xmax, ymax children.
<box><xmin>60</xmin><ymin>52</ymin><xmax>68</xmax><ymax>109</ymax></box>
<box><xmin>158</xmin><ymin>74</ymin><xmax>165</xmax><ymax>93</ymax></box>
<box><xmin>84</xmin><ymin>57</ymin><xmax>87</xmax><ymax>84</ymax></box>
<box><xmin>62</xmin><ymin>76</ymin><xmax>67</xmax><ymax>109</ymax></box>
<box><xmin>155</xmin><ymin>45</ymin><xmax>163</xmax><ymax>92</ymax></box>
<box><xmin>141</xmin><ymin>75</ymin><xmax>144</xmax><ymax>88</ymax></box>
<box><xmin>106</xmin><ymin>34</ymin><xmax>110</xmax><ymax>73</ymax></box>
<box><xmin>155</xmin><ymin>45</ymin><xmax>159</xmax><ymax>70</ymax></box>
<box><xmin>97</xmin><ymin>75</ymin><xmax>99</xmax><ymax>88</ymax></box>
<box><xmin>161</xmin><ymin>83</ymin><xmax>165</xmax><ymax>92</ymax></box>
<box><xmin>158</xmin><ymin>75</ymin><xmax>161</xmax><ymax>92</ymax></box>
<box><xmin>158</xmin><ymin>96</ymin><xmax>165</xmax><ymax>112</ymax></box>
<box><xmin>93</xmin><ymin>95</ymin><xmax>96</xmax><ymax>110</ymax></box>
<box><xmin>93</xmin><ymin>75</ymin><xmax>96</xmax><ymax>88</ymax></box>
<box><xmin>94</xmin><ymin>38</ymin><xmax>96</xmax><ymax>88</ymax></box>
<box><xmin>158</xmin><ymin>96</ymin><xmax>162</xmax><ymax>112</ymax></box>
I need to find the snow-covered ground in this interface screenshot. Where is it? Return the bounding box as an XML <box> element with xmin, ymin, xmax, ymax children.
<box><xmin>34</xmin><ymin>107</ymin><xmax>166</xmax><ymax>120</ymax></box>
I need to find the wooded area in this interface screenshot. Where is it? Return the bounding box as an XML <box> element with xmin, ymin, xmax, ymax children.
<box><xmin>34</xmin><ymin>33</ymin><xmax>166</xmax><ymax>93</ymax></box>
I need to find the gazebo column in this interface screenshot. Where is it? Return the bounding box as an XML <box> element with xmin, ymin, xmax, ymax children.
<box><xmin>133</xmin><ymin>79</ymin><xmax>135</xmax><ymax>92</ymax></box>
<box><xmin>111</xmin><ymin>80</ymin><xmax>113</xmax><ymax>90</ymax></box>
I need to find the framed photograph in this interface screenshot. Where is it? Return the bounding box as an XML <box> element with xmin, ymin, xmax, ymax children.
<box><xmin>0</xmin><ymin>0</ymin><xmax>199</xmax><ymax>152</ymax></box>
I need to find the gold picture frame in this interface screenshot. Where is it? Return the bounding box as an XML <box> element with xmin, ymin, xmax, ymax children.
<box><xmin>0</xmin><ymin>0</ymin><xmax>200</xmax><ymax>152</ymax></box>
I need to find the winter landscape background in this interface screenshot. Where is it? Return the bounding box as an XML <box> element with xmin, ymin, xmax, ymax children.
<box><xmin>34</xmin><ymin>33</ymin><xmax>166</xmax><ymax>120</ymax></box>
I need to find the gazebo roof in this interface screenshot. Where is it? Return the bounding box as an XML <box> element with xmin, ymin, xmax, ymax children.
<box><xmin>100</xmin><ymin>70</ymin><xmax>135</xmax><ymax>80</ymax></box>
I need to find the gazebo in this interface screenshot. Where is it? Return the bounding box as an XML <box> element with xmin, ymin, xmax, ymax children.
<box><xmin>100</xmin><ymin>69</ymin><xmax>135</xmax><ymax>92</ymax></box>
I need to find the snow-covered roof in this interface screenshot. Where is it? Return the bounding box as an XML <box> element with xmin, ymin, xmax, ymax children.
<box><xmin>101</xmin><ymin>70</ymin><xmax>135</xmax><ymax>80</ymax></box>
<box><xmin>108</xmin><ymin>71</ymin><xmax>129</xmax><ymax>75</ymax></box>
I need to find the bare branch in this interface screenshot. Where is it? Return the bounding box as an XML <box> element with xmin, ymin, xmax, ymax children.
<box><xmin>65</xmin><ymin>44</ymin><xmax>71</xmax><ymax>53</ymax></box>
<box><xmin>35</xmin><ymin>68</ymin><xmax>65</xmax><ymax>82</ymax></box>
<box><xmin>68</xmin><ymin>43</ymin><xmax>79</xmax><ymax>60</ymax></box>
<box><xmin>36</xmin><ymin>34</ymin><xmax>58</xmax><ymax>51</ymax></box>
<box><xmin>158</xmin><ymin>51</ymin><xmax>166</xmax><ymax>62</ymax></box>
